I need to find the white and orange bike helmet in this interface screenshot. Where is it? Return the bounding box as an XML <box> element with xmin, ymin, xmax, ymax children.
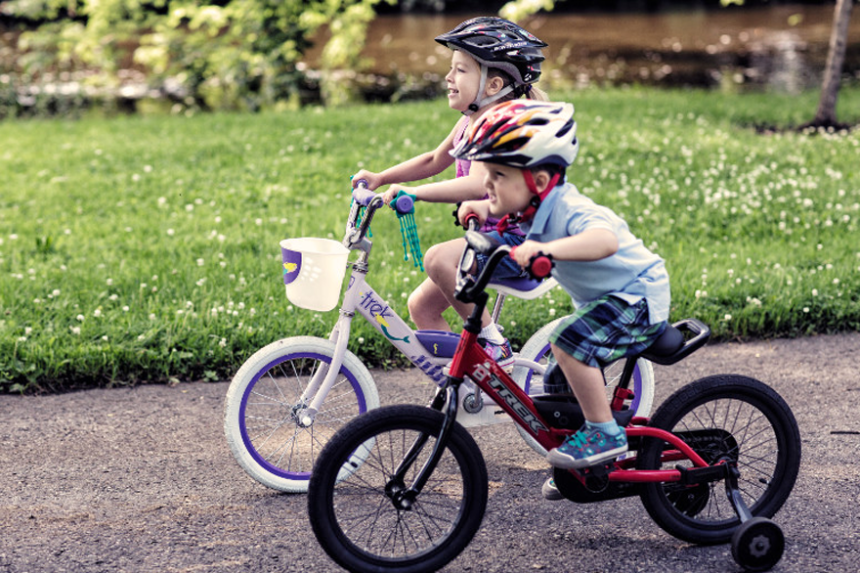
<box><xmin>452</xmin><ymin>100</ymin><xmax>579</xmax><ymax>225</ymax></box>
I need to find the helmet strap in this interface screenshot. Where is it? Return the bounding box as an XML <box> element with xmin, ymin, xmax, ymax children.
<box><xmin>464</xmin><ymin>65</ymin><xmax>516</xmax><ymax>116</ymax></box>
<box><xmin>464</xmin><ymin>65</ymin><xmax>489</xmax><ymax>116</ymax></box>
<box><xmin>496</xmin><ymin>169</ymin><xmax>561</xmax><ymax>232</ymax></box>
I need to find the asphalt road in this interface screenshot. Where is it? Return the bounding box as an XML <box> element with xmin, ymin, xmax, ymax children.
<box><xmin>2</xmin><ymin>332</ymin><xmax>859</xmax><ymax>573</ymax></box>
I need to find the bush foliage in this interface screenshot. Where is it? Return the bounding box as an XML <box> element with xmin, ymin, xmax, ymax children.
<box><xmin>5</xmin><ymin>0</ymin><xmax>392</xmax><ymax>112</ymax></box>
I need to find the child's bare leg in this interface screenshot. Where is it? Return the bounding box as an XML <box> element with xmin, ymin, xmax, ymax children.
<box><xmin>409</xmin><ymin>238</ymin><xmax>493</xmax><ymax>330</ymax></box>
<box><xmin>550</xmin><ymin>343</ymin><xmax>612</xmax><ymax>423</ymax></box>
<box><xmin>547</xmin><ymin>342</ymin><xmax>627</xmax><ymax>469</ymax></box>
<box><xmin>407</xmin><ymin>279</ymin><xmax>453</xmax><ymax>331</ymax></box>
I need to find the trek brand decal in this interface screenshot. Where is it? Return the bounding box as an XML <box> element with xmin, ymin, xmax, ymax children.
<box><xmin>359</xmin><ymin>291</ymin><xmax>410</xmax><ymax>344</ymax></box>
<box><xmin>472</xmin><ymin>364</ymin><xmax>547</xmax><ymax>435</ymax></box>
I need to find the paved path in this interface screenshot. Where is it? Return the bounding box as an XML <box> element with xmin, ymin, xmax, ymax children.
<box><xmin>2</xmin><ymin>333</ymin><xmax>859</xmax><ymax>573</ymax></box>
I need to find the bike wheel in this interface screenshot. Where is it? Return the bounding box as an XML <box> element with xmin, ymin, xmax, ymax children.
<box><xmin>637</xmin><ymin>375</ymin><xmax>801</xmax><ymax>545</ymax></box>
<box><xmin>513</xmin><ymin>317</ymin><xmax>655</xmax><ymax>455</ymax></box>
<box><xmin>308</xmin><ymin>405</ymin><xmax>488</xmax><ymax>573</ymax></box>
<box><xmin>224</xmin><ymin>336</ymin><xmax>379</xmax><ymax>493</ymax></box>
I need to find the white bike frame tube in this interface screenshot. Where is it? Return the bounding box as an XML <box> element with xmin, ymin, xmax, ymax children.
<box><xmin>300</xmin><ymin>267</ymin><xmax>364</xmax><ymax>418</ymax></box>
<box><xmin>348</xmin><ymin>272</ymin><xmax>448</xmax><ymax>386</ymax></box>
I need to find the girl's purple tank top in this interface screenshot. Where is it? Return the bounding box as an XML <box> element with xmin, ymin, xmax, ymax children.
<box><xmin>453</xmin><ymin>118</ymin><xmax>523</xmax><ymax>236</ymax></box>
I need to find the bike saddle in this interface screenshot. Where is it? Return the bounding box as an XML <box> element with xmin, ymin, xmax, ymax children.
<box><xmin>488</xmin><ymin>276</ymin><xmax>558</xmax><ymax>300</ymax></box>
<box><xmin>640</xmin><ymin>319</ymin><xmax>710</xmax><ymax>366</ymax></box>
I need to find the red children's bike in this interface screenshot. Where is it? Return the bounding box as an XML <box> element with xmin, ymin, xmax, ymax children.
<box><xmin>307</xmin><ymin>227</ymin><xmax>801</xmax><ymax>573</ymax></box>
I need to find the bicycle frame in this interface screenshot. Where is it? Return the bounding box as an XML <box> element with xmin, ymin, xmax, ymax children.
<box><xmin>295</xmin><ymin>191</ymin><xmax>546</xmax><ymax>425</ymax></box>
<box><xmin>402</xmin><ymin>246</ymin><xmax>720</xmax><ymax>499</ymax></box>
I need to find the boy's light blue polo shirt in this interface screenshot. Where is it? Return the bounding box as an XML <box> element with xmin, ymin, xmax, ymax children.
<box><xmin>520</xmin><ymin>183</ymin><xmax>670</xmax><ymax>325</ymax></box>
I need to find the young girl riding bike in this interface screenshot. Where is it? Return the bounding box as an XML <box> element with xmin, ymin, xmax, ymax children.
<box><xmin>351</xmin><ymin>17</ymin><xmax>549</xmax><ymax>371</ymax></box>
<box><xmin>455</xmin><ymin>100</ymin><xmax>671</xmax><ymax>489</ymax></box>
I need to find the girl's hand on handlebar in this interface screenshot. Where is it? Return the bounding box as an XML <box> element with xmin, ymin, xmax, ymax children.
<box><xmin>457</xmin><ymin>200</ymin><xmax>489</xmax><ymax>228</ymax></box>
<box><xmin>381</xmin><ymin>185</ymin><xmax>414</xmax><ymax>206</ymax></box>
<box><xmin>351</xmin><ymin>170</ymin><xmax>383</xmax><ymax>191</ymax></box>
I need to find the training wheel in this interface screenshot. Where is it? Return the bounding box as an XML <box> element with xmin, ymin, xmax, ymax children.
<box><xmin>731</xmin><ymin>517</ymin><xmax>785</xmax><ymax>572</ymax></box>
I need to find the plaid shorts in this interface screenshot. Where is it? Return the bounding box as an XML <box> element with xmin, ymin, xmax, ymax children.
<box><xmin>550</xmin><ymin>296</ymin><xmax>667</xmax><ymax>369</ymax></box>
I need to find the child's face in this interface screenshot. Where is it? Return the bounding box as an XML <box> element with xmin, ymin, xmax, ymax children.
<box><xmin>482</xmin><ymin>163</ymin><xmax>533</xmax><ymax>217</ymax></box>
<box><xmin>445</xmin><ymin>51</ymin><xmax>481</xmax><ymax>113</ymax></box>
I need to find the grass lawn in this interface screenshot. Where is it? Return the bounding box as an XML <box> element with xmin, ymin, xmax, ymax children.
<box><xmin>1</xmin><ymin>86</ymin><xmax>859</xmax><ymax>392</ymax></box>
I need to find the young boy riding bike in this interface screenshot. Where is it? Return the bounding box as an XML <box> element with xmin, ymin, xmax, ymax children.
<box><xmin>454</xmin><ymin>100</ymin><xmax>671</xmax><ymax>476</ymax></box>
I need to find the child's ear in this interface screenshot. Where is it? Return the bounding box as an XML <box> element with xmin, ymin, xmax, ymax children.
<box><xmin>532</xmin><ymin>169</ymin><xmax>552</xmax><ymax>192</ymax></box>
<box><xmin>485</xmin><ymin>75</ymin><xmax>506</xmax><ymax>96</ymax></box>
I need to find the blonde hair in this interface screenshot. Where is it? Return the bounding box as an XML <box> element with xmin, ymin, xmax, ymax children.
<box><xmin>487</xmin><ymin>68</ymin><xmax>548</xmax><ymax>103</ymax></box>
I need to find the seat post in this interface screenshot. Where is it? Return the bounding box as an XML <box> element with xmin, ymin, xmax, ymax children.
<box><xmin>618</xmin><ymin>357</ymin><xmax>638</xmax><ymax>390</ymax></box>
<box><xmin>489</xmin><ymin>292</ymin><xmax>507</xmax><ymax>325</ymax></box>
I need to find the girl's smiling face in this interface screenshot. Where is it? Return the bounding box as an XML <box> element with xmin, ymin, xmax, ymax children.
<box><xmin>445</xmin><ymin>51</ymin><xmax>481</xmax><ymax>112</ymax></box>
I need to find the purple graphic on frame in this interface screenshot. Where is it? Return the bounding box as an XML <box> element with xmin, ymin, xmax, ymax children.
<box><xmin>282</xmin><ymin>248</ymin><xmax>302</xmax><ymax>285</ymax></box>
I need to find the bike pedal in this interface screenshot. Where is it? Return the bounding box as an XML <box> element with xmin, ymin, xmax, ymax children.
<box><xmin>575</xmin><ymin>462</ymin><xmax>613</xmax><ymax>493</ymax></box>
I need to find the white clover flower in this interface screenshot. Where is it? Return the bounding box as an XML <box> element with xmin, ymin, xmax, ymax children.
<box><xmin>93</xmin><ymin>309</ymin><xmax>102</xmax><ymax>317</ymax></box>
<box><xmin>197</xmin><ymin>258</ymin><xmax>205</xmax><ymax>266</ymax></box>
<box><xmin>219</xmin><ymin>338</ymin><xmax>227</xmax><ymax>348</ymax></box>
<box><xmin>76</xmin><ymin>314</ymin><xmax>85</xmax><ymax>322</ymax></box>
<box><xmin>148</xmin><ymin>313</ymin><xmax>156</xmax><ymax>320</ymax></box>
<box><xmin>70</xmin><ymin>326</ymin><xmax>81</xmax><ymax>335</ymax></box>
<box><xmin>167</xmin><ymin>229</ymin><xmax>175</xmax><ymax>236</ymax></box>
<box><xmin>122</xmin><ymin>306</ymin><xmax>130</xmax><ymax>312</ymax></box>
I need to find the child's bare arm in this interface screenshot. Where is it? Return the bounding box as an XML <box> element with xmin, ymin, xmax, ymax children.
<box><xmin>352</xmin><ymin>122</ymin><xmax>461</xmax><ymax>190</ymax></box>
<box><xmin>512</xmin><ymin>229</ymin><xmax>619</xmax><ymax>268</ymax></box>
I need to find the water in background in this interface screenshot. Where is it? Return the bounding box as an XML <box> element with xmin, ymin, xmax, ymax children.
<box><xmin>304</xmin><ymin>3</ymin><xmax>859</xmax><ymax>97</ymax></box>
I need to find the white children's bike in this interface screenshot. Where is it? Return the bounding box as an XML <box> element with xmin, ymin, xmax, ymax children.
<box><xmin>223</xmin><ymin>184</ymin><xmax>655</xmax><ymax>492</ymax></box>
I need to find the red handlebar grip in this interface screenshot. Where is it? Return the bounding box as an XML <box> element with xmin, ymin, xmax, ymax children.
<box><xmin>530</xmin><ymin>256</ymin><xmax>553</xmax><ymax>279</ymax></box>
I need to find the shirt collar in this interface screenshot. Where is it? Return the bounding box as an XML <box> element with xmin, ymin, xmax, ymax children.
<box><xmin>526</xmin><ymin>184</ymin><xmax>563</xmax><ymax>235</ymax></box>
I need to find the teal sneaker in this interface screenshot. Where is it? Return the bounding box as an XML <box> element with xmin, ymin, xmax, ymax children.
<box><xmin>480</xmin><ymin>338</ymin><xmax>515</xmax><ymax>374</ymax></box>
<box><xmin>547</xmin><ymin>425</ymin><xmax>628</xmax><ymax>469</ymax></box>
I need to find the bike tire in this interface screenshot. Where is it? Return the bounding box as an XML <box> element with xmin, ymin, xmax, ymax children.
<box><xmin>224</xmin><ymin>336</ymin><xmax>379</xmax><ymax>493</ymax></box>
<box><xmin>637</xmin><ymin>375</ymin><xmax>801</xmax><ymax>545</ymax></box>
<box><xmin>308</xmin><ymin>405</ymin><xmax>488</xmax><ymax>573</ymax></box>
<box><xmin>513</xmin><ymin>317</ymin><xmax>655</xmax><ymax>456</ymax></box>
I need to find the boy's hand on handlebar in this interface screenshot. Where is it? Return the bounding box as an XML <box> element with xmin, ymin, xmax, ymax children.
<box><xmin>457</xmin><ymin>200</ymin><xmax>489</xmax><ymax>227</ymax></box>
<box><xmin>511</xmin><ymin>240</ymin><xmax>547</xmax><ymax>269</ymax></box>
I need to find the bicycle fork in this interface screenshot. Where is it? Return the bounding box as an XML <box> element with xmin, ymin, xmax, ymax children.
<box><xmin>295</xmin><ymin>300</ymin><xmax>360</xmax><ymax>426</ymax></box>
<box><xmin>385</xmin><ymin>382</ymin><xmax>462</xmax><ymax>510</ymax></box>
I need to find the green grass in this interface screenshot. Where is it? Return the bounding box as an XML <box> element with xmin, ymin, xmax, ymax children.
<box><xmin>1</xmin><ymin>86</ymin><xmax>859</xmax><ymax>392</ymax></box>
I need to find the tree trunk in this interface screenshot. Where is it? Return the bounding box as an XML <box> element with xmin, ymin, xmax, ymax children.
<box><xmin>811</xmin><ymin>0</ymin><xmax>854</xmax><ymax>127</ymax></box>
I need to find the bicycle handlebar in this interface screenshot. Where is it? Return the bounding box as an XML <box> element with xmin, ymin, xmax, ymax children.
<box><xmin>456</xmin><ymin>231</ymin><xmax>554</xmax><ymax>304</ymax></box>
<box><xmin>352</xmin><ymin>181</ymin><xmax>414</xmax><ymax>215</ymax></box>
<box><xmin>352</xmin><ymin>181</ymin><xmax>377</xmax><ymax>207</ymax></box>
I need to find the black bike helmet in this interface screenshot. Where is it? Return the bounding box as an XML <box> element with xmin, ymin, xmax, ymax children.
<box><xmin>436</xmin><ymin>17</ymin><xmax>547</xmax><ymax>114</ymax></box>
